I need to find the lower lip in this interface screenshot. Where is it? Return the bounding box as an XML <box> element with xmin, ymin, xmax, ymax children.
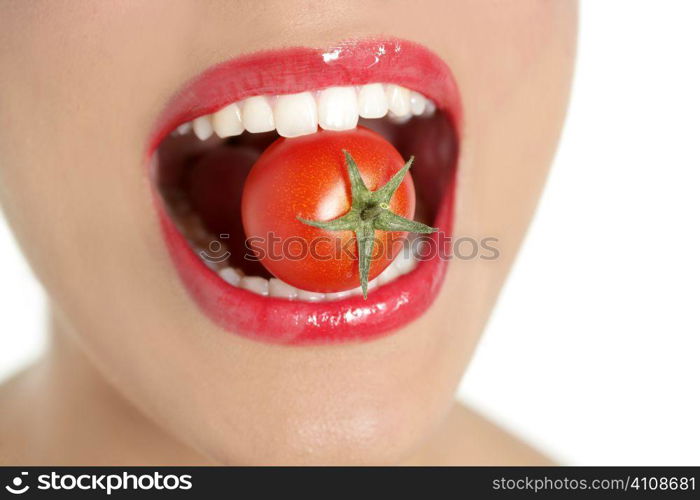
<box><xmin>156</xmin><ymin>182</ymin><xmax>454</xmax><ymax>345</ymax></box>
<box><xmin>149</xmin><ymin>39</ymin><xmax>461</xmax><ymax>345</ymax></box>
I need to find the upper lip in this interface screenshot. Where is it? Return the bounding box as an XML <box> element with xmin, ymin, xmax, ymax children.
<box><xmin>149</xmin><ymin>37</ymin><xmax>462</xmax><ymax>345</ymax></box>
<box><xmin>148</xmin><ymin>38</ymin><xmax>462</xmax><ymax>154</ymax></box>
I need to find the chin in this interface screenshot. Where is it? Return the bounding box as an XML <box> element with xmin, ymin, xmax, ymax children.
<box><xmin>192</xmin><ymin>357</ymin><xmax>453</xmax><ymax>465</ymax></box>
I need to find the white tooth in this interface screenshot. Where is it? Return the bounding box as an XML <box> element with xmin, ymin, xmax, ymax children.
<box><xmin>394</xmin><ymin>250</ymin><xmax>417</xmax><ymax>274</ymax></box>
<box><xmin>219</xmin><ymin>267</ymin><xmax>243</xmax><ymax>286</ymax></box>
<box><xmin>386</xmin><ymin>84</ymin><xmax>411</xmax><ymax>117</ymax></box>
<box><xmin>222</xmin><ymin>268</ymin><xmax>243</xmax><ymax>285</ymax></box>
<box><xmin>378</xmin><ymin>264</ymin><xmax>400</xmax><ymax>285</ymax></box>
<box><xmin>325</xmin><ymin>290</ymin><xmax>353</xmax><ymax>301</ymax></box>
<box><xmin>317</xmin><ymin>86</ymin><xmax>359</xmax><ymax>131</ymax></box>
<box><xmin>176</xmin><ymin>122</ymin><xmax>192</xmax><ymax>135</ymax></box>
<box><xmin>241</xmin><ymin>96</ymin><xmax>275</xmax><ymax>133</ymax></box>
<box><xmin>388</xmin><ymin>112</ymin><xmax>411</xmax><ymax>125</ymax></box>
<box><xmin>424</xmin><ymin>99</ymin><xmax>436</xmax><ymax>116</ymax></box>
<box><xmin>203</xmin><ymin>258</ymin><xmax>222</xmax><ymax>271</ymax></box>
<box><xmin>409</xmin><ymin>91</ymin><xmax>427</xmax><ymax>115</ymax></box>
<box><xmin>357</xmin><ymin>83</ymin><xmax>389</xmax><ymax>119</ymax></box>
<box><xmin>269</xmin><ymin>278</ymin><xmax>298</xmax><ymax>299</ymax></box>
<box><xmin>240</xmin><ymin>276</ymin><xmax>269</xmax><ymax>296</ymax></box>
<box><xmin>296</xmin><ymin>289</ymin><xmax>326</xmax><ymax>302</ymax></box>
<box><xmin>192</xmin><ymin>115</ymin><xmax>214</xmax><ymax>140</ymax></box>
<box><xmin>212</xmin><ymin>102</ymin><xmax>244</xmax><ymax>138</ymax></box>
<box><xmin>274</xmin><ymin>92</ymin><xmax>318</xmax><ymax>137</ymax></box>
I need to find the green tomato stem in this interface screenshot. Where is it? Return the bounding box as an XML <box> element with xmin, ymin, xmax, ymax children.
<box><xmin>298</xmin><ymin>150</ymin><xmax>436</xmax><ymax>299</ymax></box>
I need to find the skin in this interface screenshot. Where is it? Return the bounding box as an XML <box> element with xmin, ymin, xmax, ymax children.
<box><xmin>0</xmin><ymin>0</ymin><xmax>576</xmax><ymax>465</ymax></box>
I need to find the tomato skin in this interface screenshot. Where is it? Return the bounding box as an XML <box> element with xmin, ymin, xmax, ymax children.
<box><xmin>241</xmin><ymin>127</ymin><xmax>415</xmax><ymax>293</ymax></box>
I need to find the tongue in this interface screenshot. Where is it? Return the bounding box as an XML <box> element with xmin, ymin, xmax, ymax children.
<box><xmin>185</xmin><ymin>146</ymin><xmax>269</xmax><ymax>276</ymax></box>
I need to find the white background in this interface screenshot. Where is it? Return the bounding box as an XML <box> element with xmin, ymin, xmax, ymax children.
<box><xmin>1</xmin><ymin>1</ymin><xmax>698</xmax><ymax>465</ymax></box>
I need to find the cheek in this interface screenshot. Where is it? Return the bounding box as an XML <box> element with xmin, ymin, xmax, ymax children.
<box><xmin>449</xmin><ymin>3</ymin><xmax>577</xmax><ymax>270</ymax></box>
<box><xmin>0</xmin><ymin>5</ymin><xmax>178</xmax><ymax>317</ymax></box>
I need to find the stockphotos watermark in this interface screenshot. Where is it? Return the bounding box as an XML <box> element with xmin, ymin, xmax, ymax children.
<box><xmin>196</xmin><ymin>231</ymin><xmax>500</xmax><ymax>263</ymax></box>
<box><xmin>3</xmin><ymin>470</ymin><xmax>192</xmax><ymax>495</ymax></box>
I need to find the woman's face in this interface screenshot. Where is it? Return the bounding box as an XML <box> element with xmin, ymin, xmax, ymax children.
<box><xmin>0</xmin><ymin>1</ymin><xmax>576</xmax><ymax>464</ymax></box>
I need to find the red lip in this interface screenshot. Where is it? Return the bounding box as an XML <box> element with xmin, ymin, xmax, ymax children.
<box><xmin>148</xmin><ymin>38</ymin><xmax>461</xmax><ymax>345</ymax></box>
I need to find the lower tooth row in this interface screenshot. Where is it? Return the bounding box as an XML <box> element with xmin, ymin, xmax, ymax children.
<box><xmin>214</xmin><ymin>251</ymin><xmax>418</xmax><ymax>301</ymax></box>
<box><xmin>176</xmin><ymin>83</ymin><xmax>435</xmax><ymax>140</ymax></box>
<box><xmin>173</xmin><ymin>207</ymin><xmax>419</xmax><ymax>301</ymax></box>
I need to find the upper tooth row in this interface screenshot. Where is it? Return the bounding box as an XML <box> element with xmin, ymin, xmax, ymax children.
<box><xmin>178</xmin><ymin>84</ymin><xmax>436</xmax><ymax>140</ymax></box>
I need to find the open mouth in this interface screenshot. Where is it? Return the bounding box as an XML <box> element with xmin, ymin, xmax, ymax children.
<box><xmin>148</xmin><ymin>38</ymin><xmax>461</xmax><ymax>345</ymax></box>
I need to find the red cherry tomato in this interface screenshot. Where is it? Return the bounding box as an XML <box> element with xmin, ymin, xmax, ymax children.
<box><xmin>241</xmin><ymin>126</ymin><xmax>415</xmax><ymax>293</ymax></box>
